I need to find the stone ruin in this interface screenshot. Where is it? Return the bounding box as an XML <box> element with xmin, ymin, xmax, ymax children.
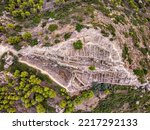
<box><xmin>19</xmin><ymin>28</ymin><xmax>140</xmax><ymax>93</ymax></box>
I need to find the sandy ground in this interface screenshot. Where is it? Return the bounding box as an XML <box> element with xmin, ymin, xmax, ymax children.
<box><xmin>0</xmin><ymin>45</ymin><xmax>18</xmax><ymax>57</ymax></box>
<box><xmin>0</xmin><ymin>45</ymin><xmax>8</xmax><ymax>57</ymax></box>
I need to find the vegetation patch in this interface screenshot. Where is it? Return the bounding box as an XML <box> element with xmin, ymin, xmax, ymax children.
<box><xmin>64</xmin><ymin>33</ymin><xmax>72</xmax><ymax>40</ymax></box>
<box><xmin>48</xmin><ymin>24</ymin><xmax>58</xmax><ymax>32</ymax></box>
<box><xmin>76</xmin><ymin>23</ymin><xmax>84</xmax><ymax>32</ymax></box>
<box><xmin>93</xmin><ymin>85</ymin><xmax>150</xmax><ymax>113</ymax></box>
<box><xmin>122</xmin><ymin>44</ymin><xmax>132</xmax><ymax>64</ymax></box>
<box><xmin>22</xmin><ymin>32</ymin><xmax>32</xmax><ymax>41</ymax></box>
<box><xmin>89</xmin><ymin>66</ymin><xmax>96</xmax><ymax>71</ymax></box>
<box><xmin>4</xmin><ymin>0</ymin><xmax>44</xmax><ymax>19</ymax></box>
<box><xmin>73</xmin><ymin>40</ymin><xmax>83</xmax><ymax>50</ymax></box>
<box><xmin>7</xmin><ymin>36</ymin><xmax>21</xmax><ymax>45</ymax></box>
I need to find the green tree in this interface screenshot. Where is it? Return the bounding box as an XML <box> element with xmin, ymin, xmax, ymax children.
<box><xmin>29</xmin><ymin>75</ymin><xmax>41</xmax><ymax>85</ymax></box>
<box><xmin>48</xmin><ymin>89</ymin><xmax>56</xmax><ymax>98</ymax></box>
<box><xmin>73</xmin><ymin>40</ymin><xmax>83</xmax><ymax>50</ymax></box>
<box><xmin>21</xmin><ymin>71</ymin><xmax>29</xmax><ymax>78</ymax></box>
<box><xmin>36</xmin><ymin>104</ymin><xmax>46</xmax><ymax>113</ymax></box>
<box><xmin>59</xmin><ymin>100</ymin><xmax>67</xmax><ymax>108</ymax></box>
<box><xmin>13</xmin><ymin>70</ymin><xmax>20</xmax><ymax>78</ymax></box>
<box><xmin>7</xmin><ymin>108</ymin><xmax>16</xmax><ymax>113</ymax></box>
<box><xmin>25</xmin><ymin>11</ymin><xmax>31</xmax><ymax>17</ymax></box>
<box><xmin>74</xmin><ymin>96</ymin><xmax>83</xmax><ymax>105</ymax></box>
<box><xmin>31</xmin><ymin>99</ymin><xmax>37</xmax><ymax>106</ymax></box>
<box><xmin>35</xmin><ymin>94</ymin><xmax>44</xmax><ymax>103</ymax></box>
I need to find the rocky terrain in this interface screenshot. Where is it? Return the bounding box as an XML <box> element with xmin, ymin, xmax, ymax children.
<box><xmin>19</xmin><ymin>28</ymin><xmax>140</xmax><ymax>94</ymax></box>
<box><xmin>0</xmin><ymin>0</ymin><xmax>150</xmax><ymax>113</ymax></box>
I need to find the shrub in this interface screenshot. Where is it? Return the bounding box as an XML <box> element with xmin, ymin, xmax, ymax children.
<box><xmin>129</xmin><ymin>27</ymin><xmax>140</xmax><ymax>47</ymax></box>
<box><xmin>31</xmin><ymin>16</ymin><xmax>41</xmax><ymax>26</ymax></box>
<box><xmin>113</xmin><ymin>14</ymin><xmax>126</xmax><ymax>24</ymax></box>
<box><xmin>7</xmin><ymin>23</ymin><xmax>15</xmax><ymax>29</ymax></box>
<box><xmin>123</xmin><ymin>32</ymin><xmax>129</xmax><ymax>38</ymax></box>
<box><xmin>0</xmin><ymin>26</ymin><xmax>5</xmax><ymax>33</ymax></box>
<box><xmin>22</xmin><ymin>32</ymin><xmax>32</xmax><ymax>41</ymax></box>
<box><xmin>44</xmin><ymin>35</ymin><xmax>49</xmax><ymax>41</ymax></box>
<box><xmin>89</xmin><ymin>66</ymin><xmax>96</xmax><ymax>71</ymax></box>
<box><xmin>42</xmin><ymin>11</ymin><xmax>55</xmax><ymax>19</ymax></box>
<box><xmin>106</xmin><ymin>24</ymin><xmax>116</xmax><ymax>37</ymax></box>
<box><xmin>48</xmin><ymin>24</ymin><xmax>58</xmax><ymax>32</ymax></box>
<box><xmin>73</xmin><ymin>40</ymin><xmax>83</xmax><ymax>50</ymax></box>
<box><xmin>133</xmin><ymin>68</ymin><xmax>147</xmax><ymax>83</ymax></box>
<box><xmin>101</xmin><ymin>30</ymin><xmax>109</xmax><ymax>37</ymax></box>
<box><xmin>133</xmin><ymin>68</ymin><xmax>145</xmax><ymax>77</ymax></box>
<box><xmin>122</xmin><ymin>44</ymin><xmax>129</xmax><ymax>59</ymax></box>
<box><xmin>140</xmin><ymin>48</ymin><xmax>148</xmax><ymax>55</ymax></box>
<box><xmin>64</xmin><ymin>33</ymin><xmax>71</xmax><ymax>40</ymax></box>
<box><xmin>7</xmin><ymin>36</ymin><xmax>21</xmax><ymax>44</ymax></box>
<box><xmin>44</xmin><ymin>42</ymin><xmax>51</xmax><ymax>46</ymax></box>
<box><xmin>30</xmin><ymin>38</ymin><xmax>38</xmax><ymax>46</ymax></box>
<box><xmin>76</xmin><ymin>23</ymin><xmax>84</xmax><ymax>32</ymax></box>
<box><xmin>54</xmin><ymin>39</ymin><xmax>60</xmax><ymax>44</ymax></box>
<box><xmin>15</xmin><ymin>25</ymin><xmax>22</xmax><ymax>32</ymax></box>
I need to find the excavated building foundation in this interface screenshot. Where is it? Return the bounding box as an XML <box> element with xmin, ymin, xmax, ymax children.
<box><xmin>19</xmin><ymin>28</ymin><xmax>140</xmax><ymax>94</ymax></box>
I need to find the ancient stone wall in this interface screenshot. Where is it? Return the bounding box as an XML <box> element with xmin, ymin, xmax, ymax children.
<box><xmin>19</xmin><ymin>28</ymin><xmax>140</xmax><ymax>93</ymax></box>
